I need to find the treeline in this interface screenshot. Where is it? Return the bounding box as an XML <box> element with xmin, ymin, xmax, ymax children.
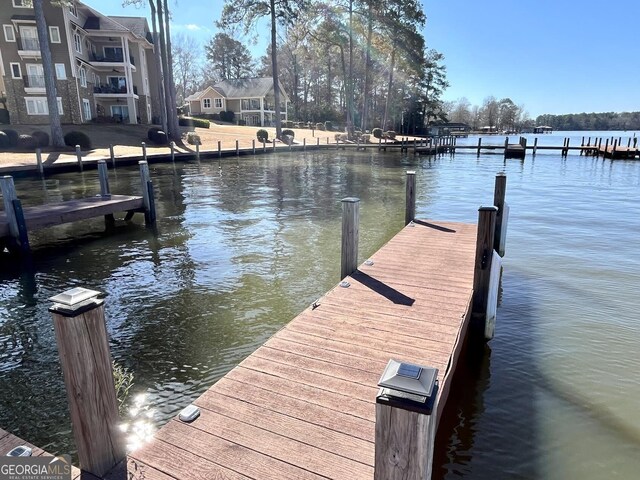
<box><xmin>535</xmin><ymin>112</ymin><xmax>640</xmax><ymax>131</ymax></box>
<box><xmin>175</xmin><ymin>0</ymin><xmax>448</xmax><ymax>134</ymax></box>
<box><xmin>444</xmin><ymin>96</ymin><xmax>533</xmax><ymax>131</ymax></box>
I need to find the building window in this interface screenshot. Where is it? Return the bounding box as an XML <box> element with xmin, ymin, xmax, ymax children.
<box><xmin>49</xmin><ymin>26</ymin><xmax>60</xmax><ymax>43</ymax></box>
<box><xmin>55</xmin><ymin>63</ymin><xmax>66</xmax><ymax>80</ymax></box>
<box><xmin>107</xmin><ymin>76</ymin><xmax>126</xmax><ymax>92</ymax></box>
<box><xmin>82</xmin><ymin>99</ymin><xmax>91</xmax><ymax>121</ymax></box>
<box><xmin>79</xmin><ymin>67</ymin><xmax>87</xmax><ymax>87</ymax></box>
<box><xmin>3</xmin><ymin>25</ymin><xmax>15</xmax><ymax>42</ymax></box>
<box><xmin>203</xmin><ymin>98</ymin><xmax>211</xmax><ymax>109</ymax></box>
<box><xmin>10</xmin><ymin>63</ymin><xmax>21</xmax><ymax>79</ymax></box>
<box><xmin>68</xmin><ymin>1</ymin><xmax>77</xmax><ymax>16</ymax></box>
<box><xmin>214</xmin><ymin>98</ymin><xmax>222</xmax><ymax>108</ymax></box>
<box><xmin>25</xmin><ymin>97</ymin><xmax>64</xmax><ymax>115</ymax></box>
<box><xmin>103</xmin><ymin>47</ymin><xmax>124</xmax><ymax>62</ymax></box>
<box><xmin>73</xmin><ymin>33</ymin><xmax>82</xmax><ymax>54</ymax></box>
<box><xmin>12</xmin><ymin>0</ymin><xmax>33</xmax><ymax>8</ymax></box>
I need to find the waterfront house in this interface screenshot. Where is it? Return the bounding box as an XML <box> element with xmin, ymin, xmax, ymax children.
<box><xmin>0</xmin><ymin>0</ymin><xmax>159</xmax><ymax>125</ymax></box>
<box><xmin>533</xmin><ymin>125</ymin><xmax>553</xmax><ymax>134</ymax></box>
<box><xmin>186</xmin><ymin>77</ymin><xmax>289</xmax><ymax>127</ymax></box>
<box><xmin>428</xmin><ymin>122</ymin><xmax>470</xmax><ymax>136</ymax></box>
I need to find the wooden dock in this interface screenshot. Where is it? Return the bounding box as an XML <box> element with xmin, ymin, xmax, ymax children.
<box><xmin>2</xmin><ymin>173</ymin><xmax>507</xmax><ymax>480</ymax></box>
<box><xmin>0</xmin><ymin>427</ymin><xmax>98</xmax><ymax>480</ymax></box>
<box><xmin>106</xmin><ymin>219</ymin><xmax>478</xmax><ymax>479</ymax></box>
<box><xmin>1</xmin><ymin>160</ymin><xmax>156</xmax><ymax>254</ymax></box>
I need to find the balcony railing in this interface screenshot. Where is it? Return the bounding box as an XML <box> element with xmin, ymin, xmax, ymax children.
<box><xmin>93</xmin><ymin>84</ymin><xmax>138</xmax><ymax>95</ymax></box>
<box><xmin>89</xmin><ymin>53</ymin><xmax>135</xmax><ymax>66</ymax></box>
<box><xmin>20</xmin><ymin>38</ymin><xmax>40</xmax><ymax>51</ymax></box>
<box><xmin>25</xmin><ymin>74</ymin><xmax>45</xmax><ymax>88</ymax></box>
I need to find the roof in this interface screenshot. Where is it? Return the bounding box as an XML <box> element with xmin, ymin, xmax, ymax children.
<box><xmin>108</xmin><ymin>16</ymin><xmax>148</xmax><ymax>38</ymax></box>
<box><xmin>10</xmin><ymin>15</ymin><xmax>36</xmax><ymax>21</ymax></box>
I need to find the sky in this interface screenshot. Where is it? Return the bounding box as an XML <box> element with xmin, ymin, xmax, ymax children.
<box><xmin>83</xmin><ymin>0</ymin><xmax>640</xmax><ymax>118</ymax></box>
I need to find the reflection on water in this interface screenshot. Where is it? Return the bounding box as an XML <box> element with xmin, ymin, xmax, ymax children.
<box><xmin>120</xmin><ymin>393</ymin><xmax>156</xmax><ymax>452</ymax></box>
<box><xmin>1</xmin><ymin>130</ymin><xmax>639</xmax><ymax>478</ymax></box>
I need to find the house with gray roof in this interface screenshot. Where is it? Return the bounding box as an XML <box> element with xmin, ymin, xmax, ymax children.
<box><xmin>0</xmin><ymin>0</ymin><xmax>159</xmax><ymax>126</ymax></box>
<box><xmin>186</xmin><ymin>77</ymin><xmax>289</xmax><ymax>127</ymax></box>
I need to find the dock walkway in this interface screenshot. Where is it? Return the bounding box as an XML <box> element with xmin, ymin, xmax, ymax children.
<box><xmin>109</xmin><ymin>218</ymin><xmax>478</xmax><ymax>479</ymax></box>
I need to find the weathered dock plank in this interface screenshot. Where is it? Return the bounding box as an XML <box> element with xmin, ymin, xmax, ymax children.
<box><xmin>108</xmin><ymin>218</ymin><xmax>477</xmax><ymax>479</ymax></box>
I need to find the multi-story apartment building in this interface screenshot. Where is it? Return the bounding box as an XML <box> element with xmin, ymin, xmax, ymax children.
<box><xmin>0</xmin><ymin>0</ymin><xmax>159</xmax><ymax>125</ymax></box>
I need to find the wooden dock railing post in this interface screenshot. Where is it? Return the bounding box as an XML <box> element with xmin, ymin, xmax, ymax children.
<box><xmin>236</xmin><ymin>139</ymin><xmax>240</xmax><ymax>156</ymax></box>
<box><xmin>109</xmin><ymin>144</ymin><xmax>116</xmax><ymax>168</ymax></box>
<box><xmin>1</xmin><ymin>175</ymin><xmax>30</xmax><ymax>253</ymax></box>
<box><xmin>405</xmin><ymin>171</ymin><xmax>416</xmax><ymax>225</ymax></box>
<box><xmin>49</xmin><ymin>287</ymin><xmax>126</xmax><ymax>477</ymax></box>
<box><xmin>170</xmin><ymin>141</ymin><xmax>175</xmax><ymax>162</ymax></box>
<box><xmin>341</xmin><ymin>197</ymin><xmax>360</xmax><ymax>280</ymax></box>
<box><xmin>253</xmin><ymin>139</ymin><xmax>256</xmax><ymax>155</ymax></box>
<box><xmin>195</xmin><ymin>142</ymin><xmax>200</xmax><ymax>162</ymax></box>
<box><xmin>98</xmin><ymin>160</ymin><xmax>110</xmax><ymax>197</ymax></box>
<box><xmin>477</xmin><ymin>137</ymin><xmax>482</xmax><ymax>156</ymax></box>
<box><xmin>141</xmin><ymin>142</ymin><xmax>147</xmax><ymax>162</ymax></box>
<box><xmin>75</xmin><ymin>145</ymin><xmax>83</xmax><ymax>171</ymax></box>
<box><xmin>374</xmin><ymin>359</ymin><xmax>438</xmax><ymax>480</ymax></box>
<box><xmin>472</xmin><ymin>206</ymin><xmax>499</xmax><ymax>340</ymax></box>
<box><xmin>139</xmin><ymin>160</ymin><xmax>156</xmax><ymax>225</ymax></box>
<box><xmin>493</xmin><ymin>173</ymin><xmax>508</xmax><ymax>256</ymax></box>
<box><xmin>218</xmin><ymin>140</ymin><xmax>222</xmax><ymax>158</ymax></box>
<box><xmin>35</xmin><ymin>148</ymin><xmax>44</xmax><ymax>175</ymax></box>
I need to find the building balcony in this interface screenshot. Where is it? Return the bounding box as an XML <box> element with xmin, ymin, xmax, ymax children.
<box><xmin>93</xmin><ymin>84</ymin><xmax>138</xmax><ymax>98</ymax></box>
<box><xmin>18</xmin><ymin>38</ymin><xmax>41</xmax><ymax>59</ymax></box>
<box><xmin>88</xmin><ymin>53</ymin><xmax>136</xmax><ymax>71</ymax></box>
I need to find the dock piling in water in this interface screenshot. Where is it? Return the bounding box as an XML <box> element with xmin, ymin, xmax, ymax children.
<box><xmin>340</xmin><ymin>197</ymin><xmax>360</xmax><ymax>280</ymax></box>
<box><xmin>472</xmin><ymin>205</ymin><xmax>498</xmax><ymax>339</ymax></box>
<box><xmin>109</xmin><ymin>144</ymin><xmax>115</xmax><ymax>167</ymax></box>
<box><xmin>49</xmin><ymin>288</ymin><xmax>126</xmax><ymax>477</ymax></box>
<box><xmin>75</xmin><ymin>145</ymin><xmax>83</xmax><ymax>171</ymax></box>
<box><xmin>405</xmin><ymin>171</ymin><xmax>416</xmax><ymax>226</ymax></box>
<box><xmin>35</xmin><ymin>148</ymin><xmax>44</xmax><ymax>175</ymax></box>
<box><xmin>493</xmin><ymin>173</ymin><xmax>508</xmax><ymax>256</ymax></box>
<box><xmin>142</xmin><ymin>142</ymin><xmax>147</xmax><ymax>162</ymax></box>
<box><xmin>170</xmin><ymin>142</ymin><xmax>175</xmax><ymax>162</ymax></box>
<box><xmin>98</xmin><ymin>160</ymin><xmax>110</xmax><ymax>197</ymax></box>
<box><xmin>139</xmin><ymin>161</ymin><xmax>156</xmax><ymax>225</ymax></box>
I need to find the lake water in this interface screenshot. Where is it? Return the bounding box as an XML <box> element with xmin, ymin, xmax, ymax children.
<box><xmin>1</xmin><ymin>130</ymin><xmax>639</xmax><ymax>478</ymax></box>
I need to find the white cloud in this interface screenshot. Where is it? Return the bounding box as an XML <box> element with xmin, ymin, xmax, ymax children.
<box><xmin>186</xmin><ymin>24</ymin><xmax>201</xmax><ymax>31</ymax></box>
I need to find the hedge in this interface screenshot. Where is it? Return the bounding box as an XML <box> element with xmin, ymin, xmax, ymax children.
<box><xmin>282</xmin><ymin>129</ymin><xmax>295</xmax><ymax>139</ymax></box>
<box><xmin>32</xmin><ymin>130</ymin><xmax>50</xmax><ymax>147</ymax></box>
<box><xmin>17</xmin><ymin>134</ymin><xmax>38</xmax><ymax>150</ymax></box>
<box><xmin>0</xmin><ymin>129</ymin><xmax>19</xmax><ymax>148</ymax></box>
<box><xmin>256</xmin><ymin>129</ymin><xmax>269</xmax><ymax>142</ymax></box>
<box><xmin>186</xmin><ymin>132</ymin><xmax>201</xmax><ymax>145</ymax></box>
<box><xmin>64</xmin><ymin>131</ymin><xmax>92</xmax><ymax>149</ymax></box>
<box><xmin>219</xmin><ymin>111</ymin><xmax>235</xmax><ymax>123</ymax></box>
<box><xmin>372</xmin><ymin>128</ymin><xmax>383</xmax><ymax>139</ymax></box>
<box><xmin>315</xmin><ymin>123</ymin><xmax>325</xmax><ymax>131</ymax></box>
<box><xmin>179</xmin><ymin>116</ymin><xmax>210</xmax><ymax>128</ymax></box>
<box><xmin>0</xmin><ymin>109</ymin><xmax>9</xmax><ymax>124</ymax></box>
<box><xmin>0</xmin><ymin>132</ymin><xmax>10</xmax><ymax>150</ymax></box>
<box><xmin>148</xmin><ymin>128</ymin><xmax>168</xmax><ymax>145</ymax></box>
<box><xmin>324</xmin><ymin>121</ymin><xmax>333</xmax><ymax>131</ymax></box>
<box><xmin>384</xmin><ymin>131</ymin><xmax>397</xmax><ymax>140</ymax></box>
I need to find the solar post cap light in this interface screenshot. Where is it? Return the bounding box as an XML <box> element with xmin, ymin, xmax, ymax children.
<box><xmin>49</xmin><ymin>287</ymin><xmax>103</xmax><ymax>316</ymax></box>
<box><xmin>376</xmin><ymin>359</ymin><xmax>438</xmax><ymax>411</ymax></box>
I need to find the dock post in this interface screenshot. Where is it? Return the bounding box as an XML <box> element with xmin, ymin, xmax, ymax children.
<box><xmin>304</xmin><ymin>138</ymin><xmax>307</xmax><ymax>151</ymax></box>
<box><xmin>522</xmin><ymin>137</ymin><xmax>527</xmax><ymax>157</ymax></box>
<box><xmin>374</xmin><ymin>359</ymin><xmax>438</xmax><ymax>480</ymax></box>
<box><xmin>49</xmin><ymin>288</ymin><xmax>126</xmax><ymax>477</ymax></box>
<box><xmin>533</xmin><ymin>137</ymin><xmax>538</xmax><ymax>156</ymax></box>
<box><xmin>170</xmin><ymin>141</ymin><xmax>175</xmax><ymax>162</ymax></box>
<box><xmin>378</xmin><ymin>137</ymin><xmax>382</xmax><ymax>151</ymax></box>
<box><xmin>195</xmin><ymin>142</ymin><xmax>200</xmax><ymax>162</ymax></box>
<box><xmin>477</xmin><ymin>137</ymin><xmax>482</xmax><ymax>156</ymax></box>
<box><xmin>612</xmin><ymin>139</ymin><xmax>617</xmax><ymax>158</ymax></box>
<box><xmin>139</xmin><ymin>160</ymin><xmax>156</xmax><ymax>225</ymax></box>
<box><xmin>604</xmin><ymin>138</ymin><xmax>609</xmax><ymax>158</ymax></box>
<box><xmin>565</xmin><ymin>138</ymin><xmax>570</xmax><ymax>157</ymax></box>
<box><xmin>36</xmin><ymin>148</ymin><xmax>44</xmax><ymax>175</ymax></box>
<box><xmin>97</xmin><ymin>160</ymin><xmax>110</xmax><ymax>197</ymax></box>
<box><xmin>317</xmin><ymin>137</ymin><xmax>320</xmax><ymax>148</ymax></box>
<box><xmin>493</xmin><ymin>173</ymin><xmax>508</xmax><ymax>256</ymax></box>
<box><xmin>253</xmin><ymin>139</ymin><xmax>256</xmax><ymax>154</ymax></box>
<box><xmin>75</xmin><ymin>145</ymin><xmax>83</xmax><ymax>172</ymax></box>
<box><xmin>405</xmin><ymin>171</ymin><xmax>416</xmax><ymax>226</ymax></box>
<box><xmin>218</xmin><ymin>140</ymin><xmax>222</xmax><ymax>158</ymax></box>
<box><xmin>627</xmin><ymin>138</ymin><xmax>632</xmax><ymax>148</ymax></box>
<box><xmin>1</xmin><ymin>176</ymin><xmax>29</xmax><ymax>253</ymax></box>
<box><xmin>109</xmin><ymin>144</ymin><xmax>115</xmax><ymax>168</ymax></box>
<box><xmin>141</xmin><ymin>142</ymin><xmax>147</xmax><ymax>162</ymax></box>
<box><xmin>340</xmin><ymin>197</ymin><xmax>360</xmax><ymax>280</ymax></box>
<box><xmin>273</xmin><ymin>139</ymin><xmax>276</xmax><ymax>152</ymax></box>
<box><xmin>236</xmin><ymin>139</ymin><xmax>240</xmax><ymax>156</ymax></box>
<box><xmin>472</xmin><ymin>206</ymin><xmax>498</xmax><ymax>340</ymax></box>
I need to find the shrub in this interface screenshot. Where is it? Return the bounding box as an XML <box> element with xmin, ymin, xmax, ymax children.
<box><xmin>31</xmin><ymin>130</ymin><xmax>50</xmax><ymax>147</ymax></box>
<box><xmin>1</xmin><ymin>129</ymin><xmax>19</xmax><ymax>148</ymax></box>
<box><xmin>186</xmin><ymin>132</ymin><xmax>201</xmax><ymax>145</ymax></box>
<box><xmin>282</xmin><ymin>129</ymin><xmax>295</xmax><ymax>139</ymax></box>
<box><xmin>324</xmin><ymin>121</ymin><xmax>333</xmax><ymax>131</ymax></box>
<box><xmin>237</xmin><ymin>119</ymin><xmax>246</xmax><ymax>126</ymax></box>
<box><xmin>335</xmin><ymin>133</ymin><xmax>348</xmax><ymax>143</ymax></box>
<box><xmin>0</xmin><ymin>109</ymin><xmax>9</xmax><ymax>124</ymax></box>
<box><xmin>384</xmin><ymin>130</ymin><xmax>397</xmax><ymax>140</ymax></box>
<box><xmin>315</xmin><ymin>122</ymin><xmax>325</xmax><ymax>131</ymax></box>
<box><xmin>178</xmin><ymin>116</ymin><xmax>210</xmax><ymax>128</ymax></box>
<box><xmin>17</xmin><ymin>134</ymin><xmax>38</xmax><ymax>150</ymax></box>
<box><xmin>64</xmin><ymin>131</ymin><xmax>92</xmax><ymax>149</ymax></box>
<box><xmin>282</xmin><ymin>134</ymin><xmax>294</xmax><ymax>145</ymax></box>
<box><xmin>219</xmin><ymin>110</ymin><xmax>235</xmax><ymax>123</ymax></box>
<box><xmin>256</xmin><ymin>129</ymin><xmax>269</xmax><ymax>142</ymax></box>
<box><xmin>148</xmin><ymin>127</ymin><xmax>168</xmax><ymax>145</ymax></box>
<box><xmin>372</xmin><ymin>128</ymin><xmax>383</xmax><ymax>139</ymax></box>
<box><xmin>359</xmin><ymin>134</ymin><xmax>371</xmax><ymax>143</ymax></box>
<box><xmin>0</xmin><ymin>132</ymin><xmax>10</xmax><ymax>150</ymax></box>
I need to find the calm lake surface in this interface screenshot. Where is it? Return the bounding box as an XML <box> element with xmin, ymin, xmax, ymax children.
<box><xmin>1</xmin><ymin>130</ymin><xmax>639</xmax><ymax>478</ymax></box>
